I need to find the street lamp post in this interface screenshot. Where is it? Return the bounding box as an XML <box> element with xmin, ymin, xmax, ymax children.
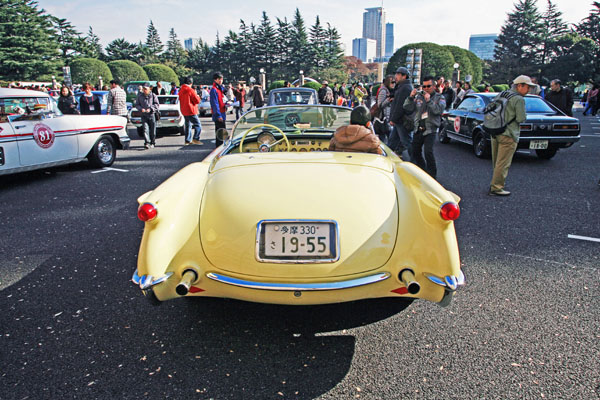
<box><xmin>98</xmin><ymin>76</ymin><xmax>103</xmax><ymax>90</ymax></box>
<box><xmin>51</xmin><ymin>76</ymin><xmax>57</xmax><ymax>90</ymax></box>
<box><xmin>299</xmin><ymin>70</ymin><xmax>304</xmax><ymax>86</ymax></box>
<box><xmin>259</xmin><ymin>68</ymin><xmax>266</xmax><ymax>92</ymax></box>
<box><xmin>452</xmin><ymin>63</ymin><xmax>460</xmax><ymax>84</ymax></box>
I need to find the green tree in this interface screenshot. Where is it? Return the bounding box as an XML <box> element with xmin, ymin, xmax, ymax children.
<box><xmin>107</xmin><ymin>60</ymin><xmax>148</xmax><ymax>84</ymax></box>
<box><xmin>84</xmin><ymin>26</ymin><xmax>104</xmax><ymax>59</ymax></box>
<box><xmin>309</xmin><ymin>16</ymin><xmax>327</xmax><ymax>73</ymax></box>
<box><xmin>289</xmin><ymin>8</ymin><xmax>309</xmax><ymax>75</ymax></box>
<box><xmin>387</xmin><ymin>43</ymin><xmax>455</xmax><ymax>82</ymax></box>
<box><xmin>464</xmin><ymin>50</ymin><xmax>483</xmax><ymax>86</ymax></box>
<box><xmin>163</xmin><ymin>28</ymin><xmax>187</xmax><ymax>65</ymax></box>
<box><xmin>324</xmin><ymin>23</ymin><xmax>344</xmax><ymax>70</ymax></box>
<box><xmin>105</xmin><ymin>38</ymin><xmax>141</xmax><ymax>62</ymax></box>
<box><xmin>576</xmin><ymin>1</ymin><xmax>600</xmax><ymax>80</ymax></box>
<box><xmin>546</xmin><ymin>33</ymin><xmax>598</xmax><ymax>84</ymax></box>
<box><xmin>70</xmin><ymin>57</ymin><xmax>112</xmax><ymax>85</ymax></box>
<box><xmin>255</xmin><ymin>12</ymin><xmax>277</xmax><ymax>77</ymax></box>
<box><xmin>538</xmin><ymin>0</ymin><xmax>569</xmax><ymax>79</ymax></box>
<box><xmin>443</xmin><ymin>45</ymin><xmax>473</xmax><ymax>83</ymax></box>
<box><xmin>0</xmin><ymin>0</ymin><xmax>60</xmax><ymax>80</ymax></box>
<box><xmin>144</xmin><ymin>20</ymin><xmax>163</xmax><ymax>62</ymax></box>
<box><xmin>273</xmin><ymin>17</ymin><xmax>293</xmax><ymax>79</ymax></box>
<box><xmin>143</xmin><ymin>63</ymin><xmax>179</xmax><ymax>85</ymax></box>
<box><xmin>185</xmin><ymin>38</ymin><xmax>212</xmax><ymax>82</ymax></box>
<box><xmin>492</xmin><ymin>0</ymin><xmax>544</xmax><ymax>82</ymax></box>
<box><xmin>51</xmin><ymin>17</ymin><xmax>87</xmax><ymax>65</ymax></box>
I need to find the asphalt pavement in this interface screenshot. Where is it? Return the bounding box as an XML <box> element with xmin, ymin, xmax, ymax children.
<box><xmin>1</xmin><ymin>110</ymin><xmax>599</xmax><ymax>399</ymax></box>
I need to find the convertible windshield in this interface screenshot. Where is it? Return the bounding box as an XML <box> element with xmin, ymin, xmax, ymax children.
<box><xmin>232</xmin><ymin>105</ymin><xmax>352</xmax><ymax>138</ymax></box>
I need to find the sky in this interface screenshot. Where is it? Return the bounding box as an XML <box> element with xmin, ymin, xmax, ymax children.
<box><xmin>36</xmin><ymin>0</ymin><xmax>593</xmax><ymax>55</ymax></box>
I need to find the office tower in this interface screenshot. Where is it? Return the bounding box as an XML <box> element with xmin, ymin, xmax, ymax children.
<box><xmin>468</xmin><ymin>34</ymin><xmax>498</xmax><ymax>60</ymax></box>
<box><xmin>184</xmin><ymin>38</ymin><xmax>200</xmax><ymax>52</ymax></box>
<box><xmin>352</xmin><ymin>38</ymin><xmax>377</xmax><ymax>63</ymax></box>
<box><xmin>385</xmin><ymin>23</ymin><xmax>394</xmax><ymax>58</ymax></box>
<box><xmin>362</xmin><ymin>7</ymin><xmax>386</xmax><ymax>60</ymax></box>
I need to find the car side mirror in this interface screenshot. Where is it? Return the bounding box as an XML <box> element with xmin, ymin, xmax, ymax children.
<box><xmin>215</xmin><ymin>128</ymin><xmax>230</xmax><ymax>141</ymax></box>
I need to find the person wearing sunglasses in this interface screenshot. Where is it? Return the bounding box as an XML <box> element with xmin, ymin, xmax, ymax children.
<box><xmin>403</xmin><ymin>76</ymin><xmax>446</xmax><ymax>179</ymax></box>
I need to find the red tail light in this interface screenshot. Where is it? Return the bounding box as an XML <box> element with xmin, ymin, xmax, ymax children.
<box><xmin>138</xmin><ymin>203</ymin><xmax>157</xmax><ymax>221</ymax></box>
<box><xmin>440</xmin><ymin>202</ymin><xmax>460</xmax><ymax>221</ymax></box>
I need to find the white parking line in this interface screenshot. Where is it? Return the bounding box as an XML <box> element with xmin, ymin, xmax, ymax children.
<box><xmin>91</xmin><ymin>167</ymin><xmax>129</xmax><ymax>174</ymax></box>
<box><xmin>568</xmin><ymin>234</ymin><xmax>600</xmax><ymax>243</ymax></box>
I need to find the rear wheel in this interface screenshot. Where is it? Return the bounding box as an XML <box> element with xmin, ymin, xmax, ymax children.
<box><xmin>88</xmin><ymin>135</ymin><xmax>116</xmax><ymax>168</ymax></box>
<box><xmin>473</xmin><ymin>131</ymin><xmax>490</xmax><ymax>158</ymax></box>
<box><xmin>136</xmin><ymin>126</ymin><xmax>144</xmax><ymax>138</ymax></box>
<box><xmin>178</xmin><ymin>125</ymin><xmax>185</xmax><ymax>136</ymax></box>
<box><xmin>535</xmin><ymin>148</ymin><xmax>558</xmax><ymax>159</ymax></box>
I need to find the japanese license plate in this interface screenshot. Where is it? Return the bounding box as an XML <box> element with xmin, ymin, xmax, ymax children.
<box><xmin>256</xmin><ymin>220</ymin><xmax>339</xmax><ymax>263</ymax></box>
<box><xmin>529</xmin><ymin>140</ymin><xmax>548</xmax><ymax>150</ymax></box>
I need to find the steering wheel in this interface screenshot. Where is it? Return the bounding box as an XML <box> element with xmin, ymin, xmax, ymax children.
<box><xmin>239</xmin><ymin>124</ymin><xmax>291</xmax><ymax>153</ymax></box>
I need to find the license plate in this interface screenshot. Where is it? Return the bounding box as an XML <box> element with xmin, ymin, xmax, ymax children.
<box><xmin>529</xmin><ymin>140</ymin><xmax>548</xmax><ymax>150</ymax></box>
<box><xmin>256</xmin><ymin>220</ymin><xmax>339</xmax><ymax>263</ymax></box>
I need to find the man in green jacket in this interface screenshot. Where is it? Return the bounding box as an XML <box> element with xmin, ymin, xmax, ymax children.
<box><xmin>489</xmin><ymin>75</ymin><xmax>535</xmax><ymax>196</ymax></box>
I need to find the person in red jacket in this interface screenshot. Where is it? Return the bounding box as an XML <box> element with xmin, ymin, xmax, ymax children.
<box><xmin>178</xmin><ymin>76</ymin><xmax>203</xmax><ymax>145</ymax></box>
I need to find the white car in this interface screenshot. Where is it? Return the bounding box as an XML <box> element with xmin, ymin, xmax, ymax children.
<box><xmin>0</xmin><ymin>88</ymin><xmax>130</xmax><ymax>176</ymax></box>
<box><xmin>129</xmin><ymin>95</ymin><xmax>185</xmax><ymax>136</ymax></box>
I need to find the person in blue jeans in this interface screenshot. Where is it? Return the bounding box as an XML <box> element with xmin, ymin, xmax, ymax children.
<box><xmin>178</xmin><ymin>76</ymin><xmax>203</xmax><ymax>145</ymax></box>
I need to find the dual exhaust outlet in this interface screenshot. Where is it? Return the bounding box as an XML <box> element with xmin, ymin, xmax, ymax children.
<box><xmin>399</xmin><ymin>269</ymin><xmax>421</xmax><ymax>295</ymax></box>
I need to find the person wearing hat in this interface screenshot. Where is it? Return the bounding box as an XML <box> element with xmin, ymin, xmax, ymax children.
<box><xmin>328</xmin><ymin>105</ymin><xmax>383</xmax><ymax>155</ymax></box>
<box><xmin>135</xmin><ymin>82</ymin><xmax>160</xmax><ymax>149</ymax></box>
<box><xmin>210</xmin><ymin>72</ymin><xmax>227</xmax><ymax>147</ymax></box>
<box><xmin>488</xmin><ymin>75</ymin><xmax>532</xmax><ymax>196</ymax></box>
<box><xmin>318</xmin><ymin>80</ymin><xmax>334</xmax><ymax>105</ymax></box>
<box><xmin>388</xmin><ymin>67</ymin><xmax>414</xmax><ymax>160</ymax></box>
<box><xmin>354</xmin><ymin>82</ymin><xmax>367</xmax><ymax>106</ymax></box>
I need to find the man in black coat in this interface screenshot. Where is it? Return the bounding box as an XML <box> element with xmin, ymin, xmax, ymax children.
<box><xmin>388</xmin><ymin>67</ymin><xmax>414</xmax><ymax>160</ymax></box>
<box><xmin>546</xmin><ymin>79</ymin><xmax>574</xmax><ymax>116</ymax></box>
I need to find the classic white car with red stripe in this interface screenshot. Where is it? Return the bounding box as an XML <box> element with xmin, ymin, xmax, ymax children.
<box><xmin>0</xmin><ymin>88</ymin><xmax>130</xmax><ymax>176</ymax></box>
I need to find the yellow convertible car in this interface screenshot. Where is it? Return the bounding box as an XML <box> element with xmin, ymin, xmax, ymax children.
<box><xmin>132</xmin><ymin>105</ymin><xmax>465</xmax><ymax>307</ymax></box>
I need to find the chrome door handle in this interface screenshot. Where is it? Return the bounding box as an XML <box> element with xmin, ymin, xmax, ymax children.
<box><xmin>15</xmin><ymin>125</ymin><xmax>26</xmax><ymax>129</ymax></box>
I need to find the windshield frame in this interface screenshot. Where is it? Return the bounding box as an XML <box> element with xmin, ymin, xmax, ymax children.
<box><xmin>229</xmin><ymin>104</ymin><xmax>352</xmax><ymax>141</ymax></box>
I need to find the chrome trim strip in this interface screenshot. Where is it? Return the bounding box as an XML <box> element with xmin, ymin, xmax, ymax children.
<box><xmin>206</xmin><ymin>272</ymin><xmax>390</xmax><ymax>291</ymax></box>
<box><xmin>519</xmin><ymin>136</ymin><xmax>580</xmax><ymax>141</ymax></box>
<box><xmin>255</xmin><ymin>219</ymin><xmax>341</xmax><ymax>264</ymax></box>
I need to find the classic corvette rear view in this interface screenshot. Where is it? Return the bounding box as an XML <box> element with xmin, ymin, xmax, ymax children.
<box><xmin>132</xmin><ymin>105</ymin><xmax>465</xmax><ymax>307</ymax></box>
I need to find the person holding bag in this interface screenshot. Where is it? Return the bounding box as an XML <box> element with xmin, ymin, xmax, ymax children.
<box><xmin>135</xmin><ymin>83</ymin><xmax>160</xmax><ymax>149</ymax></box>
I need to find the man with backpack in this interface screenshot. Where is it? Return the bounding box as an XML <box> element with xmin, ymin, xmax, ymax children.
<box><xmin>485</xmin><ymin>75</ymin><xmax>533</xmax><ymax>196</ymax></box>
<box><xmin>318</xmin><ymin>81</ymin><xmax>334</xmax><ymax>105</ymax></box>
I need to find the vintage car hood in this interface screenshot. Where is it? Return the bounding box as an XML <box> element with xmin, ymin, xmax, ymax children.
<box><xmin>200</xmin><ymin>157</ymin><xmax>398</xmax><ymax>278</ymax></box>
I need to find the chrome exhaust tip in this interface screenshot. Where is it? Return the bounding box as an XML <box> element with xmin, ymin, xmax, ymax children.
<box><xmin>399</xmin><ymin>269</ymin><xmax>420</xmax><ymax>295</ymax></box>
<box><xmin>176</xmin><ymin>269</ymin><xmax>199</xmax><ymax>296</ymax></box>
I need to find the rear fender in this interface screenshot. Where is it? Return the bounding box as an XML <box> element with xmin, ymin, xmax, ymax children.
<box><xmin>137</xmin><ymin>162</ymin><xmax>211</xmax><ymax>290</ymax></box>
<box><xmin>390</xmin><ymin>162</ymin><xmax>462</xmax><ymax>299</ymax></box>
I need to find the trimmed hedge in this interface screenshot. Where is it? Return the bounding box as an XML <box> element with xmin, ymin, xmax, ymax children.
<box><xmin>302</xmin><ymin>81</ymin><xmax>321</xmax><ymax>91</ymax></box>
<box><xmin>143</xmin><ymin>64</ymin><xmax>179</xmax><ymax>86</ymax></box>
<box><xmin>268</xmin><ymin>80</ymin><xmax>286</xmax><ymax>92</ymax></box>
<box><xmin>70</xmin><ymin>58</ymin><xmax>112</xmax><ymax>86</ymax></box>
<box><xmin>107</xmin><ymin>60</ymin><xmax>148</xmax><ymax>85</ymax></box>
<box><xmin>492</xmin><ymin>84</ymin><xmax>510</xmax><ymax>92</ymax></box>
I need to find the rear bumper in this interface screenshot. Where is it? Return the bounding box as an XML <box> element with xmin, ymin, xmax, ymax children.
<box><xmin>517</xmin><ymin>135</ymin><xmax>580</xmax><ymax>148</ymax></box>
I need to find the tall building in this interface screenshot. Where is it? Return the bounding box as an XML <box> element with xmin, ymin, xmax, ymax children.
<box><xmin>468</xmin><ymin>34</ymin><xmax>498</xmax><ymax>60</ymax></box>
<box><xmin>385</xmin><ymin>23</ymin><xmax>394</xmax><ymax>58</ymax></box>
<box><xmin>352</xmin><ymin>38</ymin><xmax>377</xmax><ymax>63</ymax></box>
<box><xmin>362</xmin><ymin>7</ymin><xmax>386</xmax><ymax>60</ymax></box>
<box><xmin>184</xmin><ymin>38</ymin><xmax>200</xmax><ymax>51</ymax></box>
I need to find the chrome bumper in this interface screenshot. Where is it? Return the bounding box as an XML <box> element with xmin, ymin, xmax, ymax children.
<box><xmin>206</xmin><ymin>272</ymin><xmax>390</xmax><ymax>291</ymax></box>
<box><xmin>131</xmin><ymin>269</ymin><xmax>173</xmax><ymax>290</ymax></box>
<box><xmin>425</xmin><ymin>270</ymin><xmax>466</xmax><ymax>291</ymax></box>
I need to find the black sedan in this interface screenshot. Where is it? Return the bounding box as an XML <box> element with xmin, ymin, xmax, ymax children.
<box><xmin>440</xmin><ymin>93</ymin><xmax>580</xmax><ymax>159</ymax></box>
